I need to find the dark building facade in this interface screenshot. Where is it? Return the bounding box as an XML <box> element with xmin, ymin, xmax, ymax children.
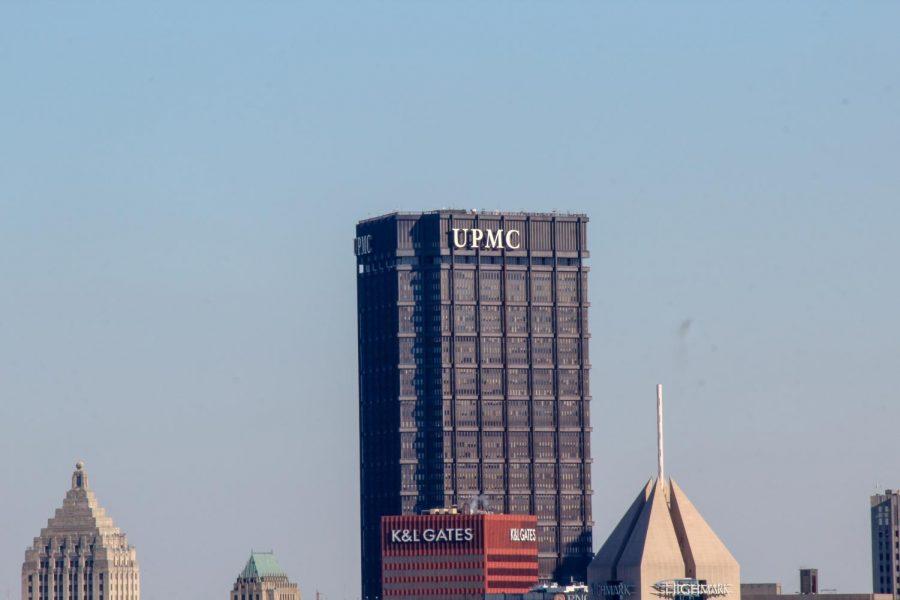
<box><xmin>355</xmin><ymin>210</ymin><xmax>593</xmax><ymax>599</ymax></box>
<box><xmin>800</xmin><ymin>569</ymin><xmax>818</xmax><ymax>595</ymax></box>
<box><xmin>872</xmin><ymin>489</ymin><xmax>900</xmax><ymax>598</ymax></box>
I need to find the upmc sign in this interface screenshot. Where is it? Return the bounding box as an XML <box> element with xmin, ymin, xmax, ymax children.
<box><xmin>451</xmin><ymin>228</ymin><xmax>521</xmax><ymax>250</ymax></box>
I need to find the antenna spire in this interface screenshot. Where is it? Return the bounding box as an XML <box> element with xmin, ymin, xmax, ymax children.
<box><xmin>657</xmin><ymin>384</ymin><xmax>665</xmax><ymax>483</ymax></box>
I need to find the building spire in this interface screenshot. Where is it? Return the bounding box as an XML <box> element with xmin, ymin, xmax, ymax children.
<box><xmin>657</xmin><ymin>384</ymin><xmax>665</xmax><ymax>484</ymax></box>
<box><xmin>72</xmin><ymin>461</ymin><xmax>89</xmax><ymax>490</ymax></box>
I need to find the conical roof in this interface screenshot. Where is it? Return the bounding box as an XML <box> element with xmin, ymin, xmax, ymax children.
<box><xmin>27</xmin><ymin>463</ymin><xmax>134</xmax><ymax>550</ymax></box>
<box><xmin>589</xmin><ymin>480</ymin><xmax>653</xmax><ymax>583</ymax></box>
<box><xmin>588</xmin><ymin>478</ymin><xmax>739</xmax><ymax>600</ymax></box>
<box><xmin>23</xmin><ymin>462</ymin><xmax>139</xmax><ymax>583</ymax></box>
<box><xmin>587</xmin><ymin>386</ymin><xmax>739</xmax><ymax>600</ymax></box>
<box><xmin>36</xmin><ymin>462</ymin><xmax>123</xmax><ymax>539</ymax></box>
<box><xmin>239</xmin><ymin>552</ymin><xmax>288</xmax><ymax>580</ymax></box>
<box><xmin>615</xmin><ymin>479</ymin><xmax>686</xmax><ymax>586</ymax></box>
<box><xmin>669</xmin><ymin>479</ymin><xmax>739</xmax><ymax>577</ymax></box>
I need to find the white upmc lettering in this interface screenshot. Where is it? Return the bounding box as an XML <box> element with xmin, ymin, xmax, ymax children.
<box><xmin>485</xmin><ymin>229</ymin><xmax>504</xmax><ymax>249</ymax></box>
<box><xmin>451</xmin><ymin>228</ymin><xmax>520</xmax><ymax>249</ymax></box>
<box><xmin>355</xmin><ymin>234</ymin><xmax>372</xmax><ymax>255</ymax></box>
<box><xmin>451</xmin><ymin>228</ymin><xmax>469</xmax><ymax>248</ymax></box>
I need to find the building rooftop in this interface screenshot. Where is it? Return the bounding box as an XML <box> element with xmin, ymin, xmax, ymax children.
<box><xmin>239</xmin><ymin>552</ymin><xmax>287</xmax><ymax>580</ymax></box>
<box><xmin>357</xmin><ymin>208</ymin><xmax>588</xmax><ymax>225</ymax></box>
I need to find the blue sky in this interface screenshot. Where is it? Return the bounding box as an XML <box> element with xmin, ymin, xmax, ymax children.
<box><xmin>1</xmin><ymin>3</ymin><xmax>899</xmax><ymax>599</ymax></box>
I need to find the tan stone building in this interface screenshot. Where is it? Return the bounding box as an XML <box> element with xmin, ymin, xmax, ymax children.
<box><xmin>22</xmin><ymin>462</ymin><xmax>140</xmax><ymax>600</ymax></box>
<box><xmin>588</xmin><ymin>386</ymin><xmax>740</xmax><ymax>600</ymax></box>
<box><xmin>230</xmin><ymin>552</ymin><xmax>301</xmax><ymax>600</ymax></box>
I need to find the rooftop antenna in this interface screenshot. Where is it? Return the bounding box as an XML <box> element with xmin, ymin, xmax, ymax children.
<box><xmin>657</xmin><ymin>384</ymin><xmax>665</xmax><ymax>483</ymax></box>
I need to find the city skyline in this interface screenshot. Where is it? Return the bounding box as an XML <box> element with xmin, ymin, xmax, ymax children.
<box><xmin>3</xmin><ymin>3</ymin><xmax>900</xmax><ymax>600</ymax></box>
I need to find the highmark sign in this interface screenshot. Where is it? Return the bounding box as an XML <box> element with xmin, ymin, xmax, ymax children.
<box><xmin>598</xmin><ymin>582</ymin><xmax>634</xmax><ymax>597</ymax></box>
<box><xmin>651</xmin><ymin>580</ymin><xmax>731</xmax><ymax>599</ymax></box>
<box><xmin>451</xmin><ymin>228</ymin><xmax>521</xmax><ymax>250</ymax></box>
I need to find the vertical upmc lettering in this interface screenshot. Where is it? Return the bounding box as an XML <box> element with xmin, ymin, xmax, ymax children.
<box><xmin>451</xmin><ymin>228</ymin><xmax>521</xmax><ymax>250</ymax></box>
<box><xmin>355</xmin><ymin>234</ymin><xmax>373</xmax><ymax>256</ymax></box>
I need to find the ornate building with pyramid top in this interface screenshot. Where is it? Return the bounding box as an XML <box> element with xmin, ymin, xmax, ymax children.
<box><xmin>21</xmin><ymin>462</ymin><xmax>140</xmax><ymax>600</ymax></box>
<box><xmin>588</xmin><ymin>386</ymin><xmax>740</xmax><ymax>600</ymax></box>
<box><xmin>230</xmin><ymin>551</ymin><xmax>301</xmax><ymax>600</ymax></box>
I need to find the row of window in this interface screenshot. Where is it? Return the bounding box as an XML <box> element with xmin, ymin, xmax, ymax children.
<box><xmin>359</xmin><ymin>254</ymin><xmax>584</xmax><ymax>275</ymax></box>
<box><xmin>384</xmin><ymin>588</ymin><xmax>480</xmax><ymax>597</ymax></box>
<box><xmin>390</xmin><ymin>268</ymin><xmax>587</xmax><ymax>302</ymax></box>
<box><xmin>393</xmin><ymin>367</ymin><xmax>589</xmax><ymax>399</ymax></box>
<box><xmin>398</xmin><ymin>336</ymin><xmax>588</xmax><ymax>367</ymax></box>
<box><xmin>445</xmin><ymin>368</ymin><xmax>586</xmax><ymax>398</ymax></box>
<box><xmin>385</xmin><ymin>574</ymin><xmax>483</xmax><ymax>583</ymax></box>
<box><xmin>439</xmin><ymin>398</ymin><xmax>586</xmax><ymax>429</ymax></box>
<box><xmin>397</xmin><ymin>399</ymin><xmax>588</xmax><ymax>431</ymax></box>
<box><xmin>399</xmin><ymin>462</ymin><xmax>587</xmax><ymax>490</ymax></box>
<box><xmin>399</xmin><ymin>430</ymin><xmax>588</xmax><ymax>462</ymax></box>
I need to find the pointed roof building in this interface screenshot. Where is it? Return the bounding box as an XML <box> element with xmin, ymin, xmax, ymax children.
<box><xmin>588</xmin><ymin>386</ymin><xmax>740</xmax><ymax>600</ymax></box>
<box><xmin>22</xmin><ymin>462</ymin><xmax>140</xmax><ymax>600</ymax></box>
<box><xmin>231</xmin><ymin>552</ymin><xmax>300</xmax><ymax>600</ymax></box>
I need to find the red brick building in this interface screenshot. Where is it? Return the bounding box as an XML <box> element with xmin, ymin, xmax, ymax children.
<box><xmin>382</xmin><ymin>513</ymin><xmax>539</xmax><ymax>599</ymax></box>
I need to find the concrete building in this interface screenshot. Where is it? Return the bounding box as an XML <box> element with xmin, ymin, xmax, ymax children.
<box><xmin>587</xmin><ymin>386</ymin><xmax>740</xmax><ymax>600</ymax></box>
<box><xmin>741</xmin><ymin>584</ymin><xmax>781</xmax><ymax>596</ymax></box>
<box><xmin>21</xmin><ymin>462</ymin><xmax>140</xmax><ymax>600</ymax></box>
<box><xmin>230</xmin><ymin>552</ymin><xmax>300</xmax><ymax>600</ymax></box>
<box><xmin>742</xmin><ymin>593</ymin><xmax>890</xmax><ymax>600</ymax></box>
<box><xmin>872</xmin><ymin>489</ymin><xmax>900</xmax><ymax>598</ymax></box>
<box><xmin>744</xmin><ymin>569</ymin><xmax>892</xmax><ymax>600</ymax></box>
<box><xmin>356</xmin><ymin>211</ymin><xmax>593</xmax><ymax>598</ymax></box>
<box><xmin>381</xmin><ymin>512</ymin><xmax>539</xmax><ymax>599</ymax></box>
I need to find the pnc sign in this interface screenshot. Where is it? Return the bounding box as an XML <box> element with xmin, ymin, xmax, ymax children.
<box><xmin>451</xmin><ymin>228</ymin><xmax>521</xmax><ymax>250</ymax></box>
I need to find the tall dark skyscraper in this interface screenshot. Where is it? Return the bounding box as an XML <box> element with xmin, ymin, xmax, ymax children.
<box><xmin>355</xmin><ymin>210</ymin><xmax>593</xmax><ymax>599</ymax></box>
<box><xmin>872</xmin><ymin>489</ymin><xmax>900</xmax><ymax>598</ymax></box>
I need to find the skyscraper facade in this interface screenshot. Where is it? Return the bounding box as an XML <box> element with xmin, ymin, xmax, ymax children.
<box><xmin>872</xmin><ymin>489</ymin><xmax>900</xmax><ymax>598</ymax></box>
<box><xmin>22</xmin><ymin>462</ymin><xmax>140</xmax><ymax>600</ymax></box>
<box><xmin>355</xmin><ymin>210</ymin><xmax>593</xmax><ymax>599</ymax></box>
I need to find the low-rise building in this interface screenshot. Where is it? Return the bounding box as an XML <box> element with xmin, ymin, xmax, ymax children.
<box><xmin>741</xmin><ymin>584</ymin><xmax>781</xmax><ymax>596</ymax></box>
<box><xmin>381</xmin><ymin>512</ymin><xmax>539</xmax><ymax>599</ymax></box>
<box><xmin>743</xmin><ymin>571</ymin><xmax>890</xmax><ymax>600</ymax></box>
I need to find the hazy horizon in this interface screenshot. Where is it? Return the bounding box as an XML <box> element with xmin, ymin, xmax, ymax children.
<box><xmin>2</xmin><ymin>3</ymin><xmax>899</xmax><ymax>600</ymax></box>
